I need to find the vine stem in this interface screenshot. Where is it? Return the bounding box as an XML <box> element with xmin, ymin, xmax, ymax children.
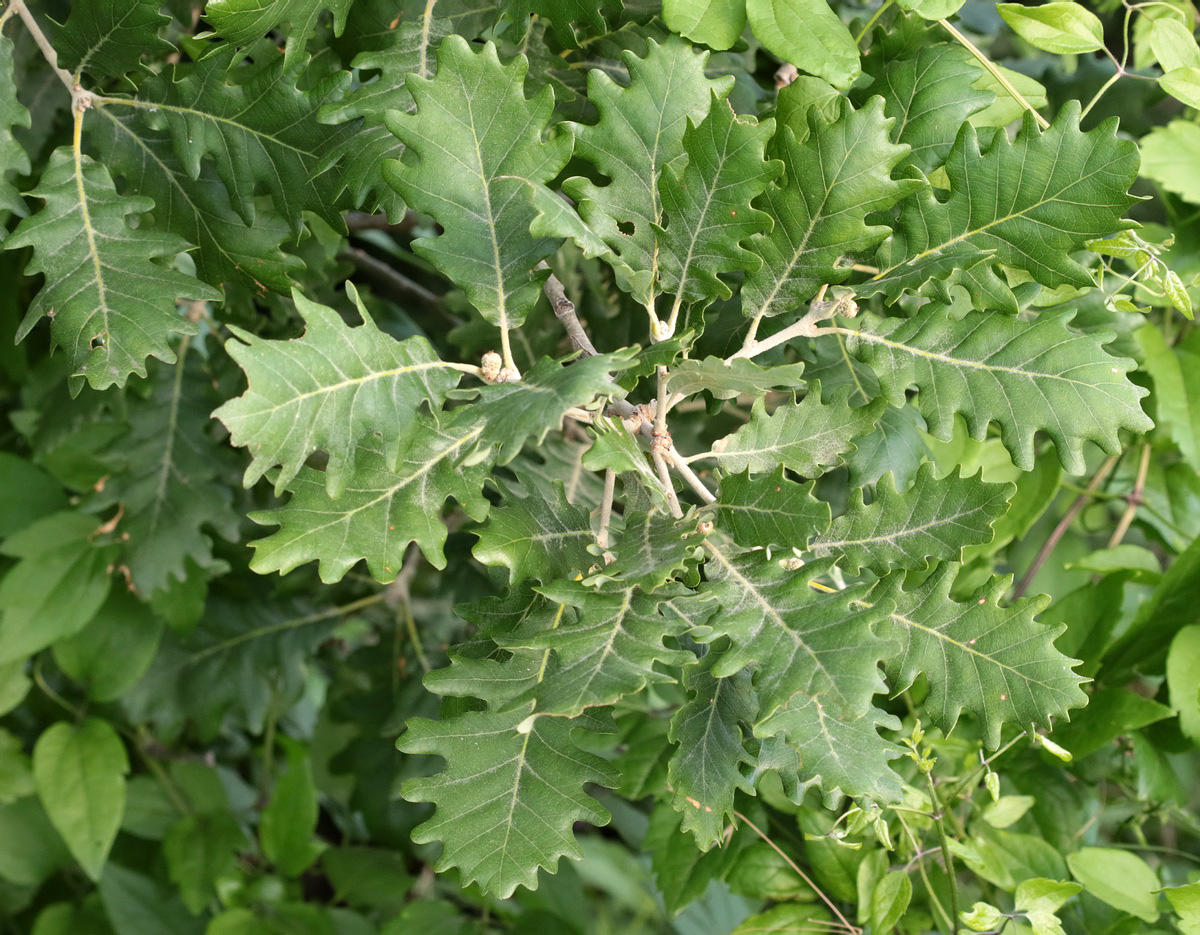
<box><xmin>1106</xmin><ymin>442</ymin><xmax>1151</xmax><ymax>549</ymax></box>
<box><xmin>1011</xmin><ymin>454</ymin><xmax>1119</xmax><ymax>600</ymax></box>
<box><xmin>854</xmin><ymin>0</ymin><xmax>895</xmax><ymax>45</ymax></box>
<box><xmin>939</xmin><ymin>19</ymin><xmax>1050</xmax><ymax>130</ymax></box>
<box><xmin>924</xmin><ymin>771</ymin><xmax>961</xmax><ymax>930</ymax></box>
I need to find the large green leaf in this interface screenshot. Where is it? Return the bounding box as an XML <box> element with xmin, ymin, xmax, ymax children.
<box><xmin>591</xmin><ymin>482</ymin><xmax>698</xmax><ymax>590</ymax></box>
<box><xmin>383</xmin><ymin>37</ymin><xmax>571</xmax><ymax>333</ymax></box>
<box><xmin>0</xmin><ymin>36</ymin><xmax>31</xmax><ymax>229</ymax></box>
<box><xmin>711</xmin><ymin>468</ymin><xmax>831</xmax><ymax>550</ymax></box>
<box><xmin>52</xmin><ymin>0</ymin><xmax>173</xmax><ymax>81</ymax></box>
<box><xmin>868</xmin><ymin>105</ymin><xmax>1140</xmax><ymax>313</ymax></box>
<box><xmin>472</xmin><ymin>479</ymin><xmax>594</xmax><ymax>584</ymax></box>
<box><xmin>7</xmin><ymin>149</ymin><xmax>218</xmax><ymax>390</ymax></box>
<box><xmin>745</xmin><ymin>0</ymin><xmax>860</xmax><ymax>89</ymax></box>
<box><xmin>204</xmin><ymin>0</ymin><xmax>354</xmax><ymax>67</ymax></box>
<box><xmin>809</xmin><ymin>463</ymin><xmax>1013</xmax><ymax>574</ymax></box>
<box><xmin>214</xmin><ymin>289</ymin><xmax>465</xmax><ymax>496</ymax></box>
<box><xmin>399</xmin><ymin>706</ymin><xmax>617</xmax><ymax>897</ymax></box>
<box><xmin>665</xmin><ymin>356</ymin><xmax>807</xmax><ymax>399</ymax></box>
<box><xmin>871</xmin><ymin>565</ymin><xmax>1088</xmax><ymax>746</ymax></box>
<box><xmin>838</xmin><ymin>306</ymin><xmax>1152</xmax><ymax>473</ymax></box>
<box><xmin>1140</xmin><ymin>120</ymin><xmax>1200</xmax><ymax>205</ymax></box>
<box><xmin>742</xmin><ymin>96</ymin><xmax>919</xmax><ymax>321</ymax></box>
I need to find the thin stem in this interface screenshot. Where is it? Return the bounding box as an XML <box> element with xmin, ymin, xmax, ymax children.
<box><xmin>1081</xmin><ymin>70</ymin><xmax>1123</xmax><ymax>120</ymax></box>
<box><xmin>946</xmin><ymin>731</ymin><xmax>1028</xmax><ymax>802</ymax></box>
<box><xmin>596</xmin><ymin>469</ymin><xmax>616</xmax><ymax>557</ymax></box>
<box><xmin>855</xmin><ymin>0</ymin><xmax>895</xmax><ymax>45</ymax></box>
<box><xmin>667</xmin><ymin>447</ymin><xmax>716</xmax><ymax>503</ymax></box>
<box><xmin>652</xmin><ymin>450</ymin><xmax>684</xmax><ymax>518</ymax></box>
<box><xmin>1107</xmin><ymin>442</ymin><xmax>1151</xmax><ymax>549</ymax></box>
<box><xmin>925</xmin><ymin>771</ymin><xmax>961</xmax><ymax>930</ymax></box>
<box><xmin>897</xmin><ymin>812</ymin><xmax>953</xmax><ymax>933</ymax></box>
<box><xmin>260</xmin><ymin>681</ymin><xmax>280</xmax><ymax>795</ymax></box>
<box><xmin>539</xmin><ymin>262</ymin><xmax>599</xmax><ymax>357</ymax></box>
<box><xmin>33</xmin><ymin>659</ymin><xmax>85</xmax><ymax>721</ymax></box>
<box><xmin>387</xmin><ymin>547</ymin><xmax>432</xmax><ymax>674</ymax></box>
<box><xmin>1012</xmin><ymin>455</ymin><xmax>1119</xmax><ymax>599</ymax></box>
<box><xmin>11</xmin><ymin>0</ymin><xmax>76</xmax><ymax>95</ymax></box>
<box><xmin>654</xmin><ymin>367</ymin><xmax>670</xmax><ymax>439</ymax></box>
<box><xmin>341</xmin><ymin>248</ymin><xmax>446</xmax><ymax>310</ymax></box>
<box><xmin>940</xmin><ymin>19</ymin><xmax>1050</xmax><ymax>130</ymax></box>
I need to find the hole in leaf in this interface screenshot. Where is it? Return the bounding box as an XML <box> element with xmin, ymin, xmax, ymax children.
<box><xmin>90</xmin><ymin>335</ymin><xmax>104</xmax><ymax>350</ymax></box>
<box><xmin>617</xmin><ymin>220</ymin><xmax>635</xmax><ymax>236</ymax></box>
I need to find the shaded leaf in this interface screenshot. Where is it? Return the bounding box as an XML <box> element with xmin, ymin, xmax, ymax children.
<box><xmin>204</xmin><ymin>0</ymin><xmax>354</xmax><ymax>67</ymax></box>
<box><xmin>473</xmin><ymin>478</ymin><xmax>594</xmax><ymax>584</ymax></box>
<box><xmin>666</xmin><ymin>356</ymin><xmax>806</xmax><ymax>399</ymax></box>
<box><xmin>53</xmin><ymin>0</ymin><xmax>173</xmax><ymax>80</ymax></box>
<box><xmin>711</xmin><ymin>468</ymin><xmax>831</xmax><ymax>550</ymax></box>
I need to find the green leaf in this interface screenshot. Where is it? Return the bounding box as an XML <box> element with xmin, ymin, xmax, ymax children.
<box><xmin>562</xmin><ymin>36</ymin><xmax>732</xmax><ymax>302</ymax></box>
<box><xmin>655</xmin><ymin>96</ymin><xmax>780</xmax><ymax>308</ymax></box>
<box><xmin>668</xmin><ymin>658</ymin><xmax>755</xmax><ymax>848</ymax></box>
<box><xmin>0</xmin><ymin>797</ymin><xmax>71</xmax><ymax>887</ymax></box>
<box><xmin>1049</xmin><ymin>687</ymin><xmax>1173</xmax><ymax>758</ymax></box>
<box><xmin>895</xmin><ymin>0</ymin><xmax>966</xmax><ymax>19</ymax></box>
<box><xmin>501</xmin><ymin>0</ymin><xmax>616</xmax><ymax>46</ymax></box>
<box><xmin>0</xmin><ymin>36</ymin><xmax>31</xmax><ymax>229</ymax></box>
<box><xmin>809</xmin><ymin>463</ymin><xmax>1013</xmax><ymax>574</ymax></box>
<box><xmin>590</xmin><ymin>483</ymin><xmax>699</xmax><ymax>590</ymax></box>
<box><xmin>164</xmin><ymin>812</ymin><xmax>246</xmax><ymax>915</ymax></box>
<box><xmin>204</xmin><ymin>0</ymin><xmax>353</xmax><ymax>67</ymax></box>
<box><xmin>248</xmin><ymin>420</ymin><xmax>491</xmax><ymax>581</ymax></box>
<box><xmin>6</xmin><ymin>149</ymin><xmax>217</xmax><ymax>390</ymax></box>
<box><xmin>0</xmin><ymin>730</ymin><xmax>33</xmax><ymax>806</ymax></box>
<box><xmin>98</xmin><ymin>863</ymin><xmax>202</xmax><ymax>935</ymax></box>
<box><xmin>1137</xmin><ymin>324</ymin><xmax>1200</xmax><ymax>470</ymax></box>
<box><xmin>868</xmin><ymin>105</ymin><xmax>1140</xmax><ymax>314</ymax></box>
<box><xmin>1167</xmin><ymin>624</ymin><xmax>1200</xmax><ymax>742</ymax></box>
<box><xmin>1164</xmin><ymin>882</ymin><xmax>1200</xmax><ymax>935</ymax></box>
<box><xmin>663</xmin><ymin>0</ymin><xmax>747</xmax><ymax>50</ymax></box>
<box><xmin>982</xmin><ymin>794</ymin><xmax>1035</xmax><ymax>828</ymax></box>
<box><xmin>839</xmin><ymin>306</ymin><xmax>1152</xmax><ymax>473</ymax></box>
<box><xmin>383</xmin><ymin>37</ymin><xmax>571</xmax><ymax>332</ymax></box>
<box><xmin>845</xmin><ymin>405</ymin><xmax>931</xmax><ymax>489</ymax></box>
<box><xmin>214</xmin><ymin>288</ymin><xmax>465</xmax><ymax>496</ymax></box>
<box><xmin>260</xmin><ymin>740</ymin><xmax>324</xmax><ymax>877</ymax></box>
<box><xmin>711</xmin><ymin>467</ymin><xmax>831</xmax><ymax>550</ymax></box>
<box><xmin>665</xmin><ymin>356</ymin><xmax>806</xmax><ymax>399</ymax></box>
<box><xmin>1015</xmin><ymin>878</ymin><xmax>1083</xmax><ymax>914</ymax></box>
<box><xmin>472</xmin><ymin>478</ymin><xmax>594</xmax><ymax>584</ymax></box>
<box><xmin>52</xmin><ymin>0</ymin><xmax>173</xmax><ymax>80</ymax></box>
<box><xmin>742</xmin><ymin>96</ymin><xmax>920</xmax><ymax>320</ymax></box>
<box><xmin>399</xmin><ymin>706</ymin><xmax>617</xmax><ymax>897</ymax></box>
<box><xmin>997</xmin><ymin>3</ymin><xmax>1105</xmax><ymax>54</ymax></box>
<box><xmin>1161</xmin><ymin>66</ymin><xmax>1200</xmax><ymax>108</ymax></box>
<box><xmin>33</xmin><ymin>719</ymin><xmax>128</xmax><ymax>881</ymax></box>
<box><xmin>1066</xmin><ymin>847</ymin><xmax>1161</xmax><ymax>922</ymax></box>
<box><xmin>710</xmin><ymin>384</ymin><xmax>885</xmax><ymax>476</ymax></box>
<box><xmin>871</xmin><ymin>871</ymin><xmax>913</xmax><ymax>933</ymax></box>
<box><xmin>871</xmin><ymin>565</ymin><xmax>1088</xmax><ymax>746</ymax></box>
<box><xmin>1149</xmin><ymin>18</ymin><xmax>1200</xmax><ymax>71</ymax></box>
<box><xmin>0</xmin><ymin>512</ymin><xmax>117</xmax><ymax>665</ymax></box>
<box><xmin>745</xmin><ymin>0</ymin><xmax>860</xmax><ymax>89</ymax></box>
<box><xmin>0</xmin><ymin>453</ymin><xmax>67</xmax><ymax>538</ymax></box>
<box><xmin>52</xmin><ymin>591</ymin><xmax>163</xmax><ymax>703</ymax></box>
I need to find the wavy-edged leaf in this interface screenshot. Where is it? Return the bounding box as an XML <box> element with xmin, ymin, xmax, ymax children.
<box><xmin>868</xmin><ymin>105</ymin><xmax>1140</xmax><ymax>313</ymax></box>
<box><xmin>838</xmin><ymin>306</ymin><xmax>1152</xmax><ymax>473</ymax></box>
<box><xmin>844</xmin><ymin>405</ymin><xmax>931</xmax><ymax>488</ymax></box>
<box><xmin>472</xmin><ymin>479</ymin><xmax>593</xmax><ymax>584</ymax></box>
<box><xmin>562</xmin><ymin>36</ymin><xmax>732</xmax><ymax>301</ymax></box>
<box><xmin>668</xmin><ymin>658</ymin><xmax>755</xmax><ymax>848</ymax></box>
<box><xmin>214</xmin><ymin>289</ymin><xmax>465</xmax><ymax>496</ymax></box>
<box><xmin>502</xmin><ymin>0</ymin><xmax>618</xmax><ymax>45</ymax></box>
<box><xmin>809</xmin><ymin>463</ymin><xmax>1012</xmax><ymax>575</ymax></box>
<box><xmin>399</xmin><ymin>705</ymin><xmax>617</xmax><ymax>897</ymax></box>
<box><xmin>7</xmin><ymin>149</ymin><xmax>217</xmax><ymax>391</ymax></box>
<box><xmin>871</xmin><ymin>564</ymin><xmax>1088</xmax><ymax>746</ymax></box>
<box><xmin>52</xmin><ymin>0</ymin><xmax>173</xmax><ymax>81</ymax></box>
<box><xmin>666</xmin><ymin>356</ymin><xmax>806</xmax><ymax>400</ymax></box>
<box><xmin>710</xmin><ymin>383</ymin><xmax>885</xmax><ymax>476</ymax></box>
<box><xmin>204</xmin><ymin>0</ymin><xmax>353</xmax><ymax>67</ymax></box>
<box><xmin>248</xmin><ymin>419</ymin><xmax>491</xmax><ymax>582</ymax></box>
<box><xmin>711</xmin><ymin>468</ymin><xmax>831</xmax><ymax>550</ymax></box>
<box><xmin>383</xmin><ymin>37</ymin><xmax>571</xmax><ymax>331</ymax></box>
<box><xmin>0</xmin><ymin>36</ymin><xmax>31</xmax><ymax>228</ymax></box>
<box><xmin>742</xmin><ymin>96</ymin><xmax>920</xmax><ymax>321</ymax></box>
<box><xmin>588</xmin><ymin>482</ymin><xmax>698</xmax><ymax>590</ymax></box>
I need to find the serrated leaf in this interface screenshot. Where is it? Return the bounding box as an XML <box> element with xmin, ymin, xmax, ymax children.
<box><xmin>711</xmin><ymin>468</ymin><xmax>831</xmax><ymax>549</ymax></box>
<box><xmin>666</xmin><ymin>356</ymin><xmax>806</xmax><ymax>399</ymax></box>
<box><xmin>838</xmin><ymin>306</ymin><xmax>1152</xmax><ymax>473</ymax></box>
<box><xmin>399</xmin><ymin>705</ymin><xmax>617</xmax><ymax>897</ymax></box>
<box><xmin>562</xmin><ymin>36</ymin><xmax>732</xmax><ymax>301</ymax></box>
<box><xmin>868</xmin><ymin>105</ymin><xmax>1140</xmax><ymax>313</ymax></box>
<box><xmin>33</xmin><ymin>719</ymin><xmax>128</xmax><ymax>881</ymax></box>
<box><xmin>845</xmin><ymin>404</ymin><xmax>931</xmax><ymax>488</ymax></box>
<box><xmin>473</xmin><ymin>479</ymin><xmax>594</xmax><ymax>584</ymax></box>
<box><xmin>655</xmin><ymin>96</ymin><xmax>780</xmax><ymax>308</ymax></box>
<box><xmin>0</xmin><ymin>36</ymin><xmax>31</xmax><ymax>228</ymax></box>
<box><xmin>809</xmin><ymin>463</ymin><xmax>1012</xmax><ymax>574</ymax></box>
<box><xmin>248</xmin><ymin>419</ymin><xmax>491</xmax><ymax>582</ymax></box>
<box><xmin>214</xmin><ymin>289</ymin><xmax>464</xmax><ymax>496</ymax></box>
<box><xmin>710</xmin><ymin>383</ymin><xmax>885</xmax><ymax>476</ymax></box>
<box><xmin>871</xmin><ymin>565</ymin><xmax>1088</xmax><ymax>746</ymax></box>
<box><xmin>743</xmin><ymin>96</ymin><xmax>920</xmax><ymax>321</ymax></box>
<box><xmin>745</xmin><ymin>0</ymin><xmax>860</xmax><ymax>89</ymax></box>
<box><xmin>668</xmin><ymin>658</ymin><xmax>755</xmax><ymax>848</ymax></box>
<box><xmin>503</xmin><ymin>0</ymin><xmax>618</xmax><ymax>46</ymax></box>
<box><xmin>204</xmin><ymin>0</ymin><xmax>353</xmax><ymax>67</ymax></box>
<box><xmin>52</xmin><ymin>0</ymin><xmax>174</xmax><ymax>81</ymax></box>
<box><xmin>382</xmin><ymin>37</ymin><xmax>571</xmax><ymax>332</ymax></box>
<box><xmin>7</xmin><ymin>149</ymin><xmax>216</xmax><ymax>391</ymax></box>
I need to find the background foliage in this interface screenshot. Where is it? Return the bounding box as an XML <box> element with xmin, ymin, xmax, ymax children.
<box><xmin>0</xmin><ymin>0</ymin><xmax>1199</xmax><ymax>933</ymax></box>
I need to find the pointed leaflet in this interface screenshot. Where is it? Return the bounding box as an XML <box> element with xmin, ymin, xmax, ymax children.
<box><xmin>665</xmin><ymin>356</ymin><xmax>806</xmax><ymax>400</ymax></box>
<box><xmin>214</xmin><ymin>289</ymin><xmax>465</xmax><ymax>497</ymax></box>
<box><xmin>668</xmin><ymin>659</ymin><xmax>755</xmax><ymax>848</ymax></box>
<box><xmin>502</xmin><ymin>580</ymin><xmax>701</xmax><ymax>717</ymax></box>
<box><xmin>711</xmin><ymin>468</ymin><xmax>831</xmax><ymax>550</ymax></box>
<box><xmin>700</xmin><ymin>544</ymin><xmax>891</xmax><ymax>730</ymax></box>
<box><xmin>248</xmin><ymin>419</ymin><xmax>491</xmax><ymax>582</ymax></box>
<box><xmin>383</xmin><ymin>37</ymin><xmax>571</xmax><ymax>332</ymax></box>
<box><xmin>655</xmin><ymin>95</ymin><xmax>780</xmax><ymax>309</ymax></box>
<box><xmin>0</xmin><ymin>36</ymin><xmax>31</xmax><ymax>229</ymax></box>
<box><xmin>6</xmin><ymin>149</ymin><xmax>218</xmax><ymax>391</ymax></box>
<box><xmin>710</xmin><ymin>383</ymin><xmax>885</xmax><ymax>476</ymax></box>
<box><xmin>742</xmin><ymin>96</ymin><xmax>920</xmax><ymax>322</ymax></box>
<box><xmin>400</xmin><ymin>706</ymin><xmax>617</xmax><ymax>897</ymax></box>
<box><xmin>809</xmin><ymin>463</ymin><xmax>1013</xmax><ymax>575</ymax></box>
<box><xmin>838</xmin><ymin>306</ymin><xmax>1152</xmax><ymax>473</ymax></box>
<box><xmin>204</xmin><ymin>0</ymin><xmax>353</xmax><ymax>67</ymax></box>
<box><xmin>871</xmin><ymin>565</ymin><xmax>1087</xmax><ymax>747</ymax></box>
<box><xmin>472</xmin><ymin>479</ymin><xmax>594</xmax><ymax>584</ymax></box>
<box><xmin>868</xmin><ymin>105</ymin><xmax>1140</xmax><ymax>313</ymax></box>
<box><xmin>562</xmin><ymin>36</ymin><xmax>732</xmax><ymax>301</ymax></box>
<box><xmin>52</xmin><ymin>0</ymin><xmax>173</xmax><ymax>81</ymax></box>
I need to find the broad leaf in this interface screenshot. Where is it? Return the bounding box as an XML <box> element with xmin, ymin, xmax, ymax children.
<box><xmin>399</xmin><ymin>706</ymin><xmax>617</xmax><ymax>897</ymax></box>
<box><xmin>472</xmin><ymin>479</ymin><xmax>594</xmax><ymax>584</ymax></box>
<box><xmin>868</xmin><ymin>105</ymin><xmax>1140</xmax><ymax>313</ymax></box>
<box><xmin>260</xmin><ymin>742</ymin><xmax>323</xmax><ymax>876</ymax></box>
<box><xmin>711</xmin><ymin>468</ymin><xmax>831</xmax><ymax>549</ymax></box>
<box><xmin>809</xmin><ymin>463</ymin><xmax>1013</xmax><ymax>574</ymax></box>
<box><xmin>383</xmin><ymin>37</ymin><xmax>572</xmax><ymax>332</ymax></box>
<box><xmin>871</xmin><ymin>565</ymin><xmax>1088</xmax><ymax>746</ymax></box>
<box><xmin>0</xmin><ymin>36</ymin><xmax>31</xmax><ymax>228</ymax></box>
<box><xmin>204</xmin><ymin>0</ymin><xmax>353</xmax><ymax>67</ymax></box>
<box><xmin>666</xmin><ymin>356</ymin><xmax>806</xmax><ymax>399</ymax></box>
<box><xmin>663</xmin><ymin>0</ymin><xmax>747</xmax><ymax>50</ymax></box>
<box><xmin>745</xmin><ymin>0</ymin><xmax>859</xmax><ymax>89</ymax></box>
<box><xmin>590</xmin><ymin>482</ymin><xmax>699</xmax><ymax>590</ymax></box>
<box><xmin>1140</xmin><ymin>120</ymin><xmax>1200</xmax><ymax>205</ymax></box>
<box><xmin>53</xmin><ymin>0</ymin><xmax>173</xmax><ymax>80</ymax></box>
<box><xmin>214</xmin><ymin>289</ymin><xmax>464</xmax><ymax>496</ymax></box>
<box><xmin>742</xmin><ymin>96</ymin><xmax>919</xmax><ymax>321</ymax></box>
<box><xmin>7</xmin><ymin>149</ymin><xmax>217</xmax><ymax>390</ymax></box>
<box><xmin>53</xmin><ymin>591</ymin><xmax>164</xmax><ymax>703</ymax></box>
<box><xmin>839</xmin><ymin>306</ymin><xmax>1152</xmax><ymax>472</ymax></box>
